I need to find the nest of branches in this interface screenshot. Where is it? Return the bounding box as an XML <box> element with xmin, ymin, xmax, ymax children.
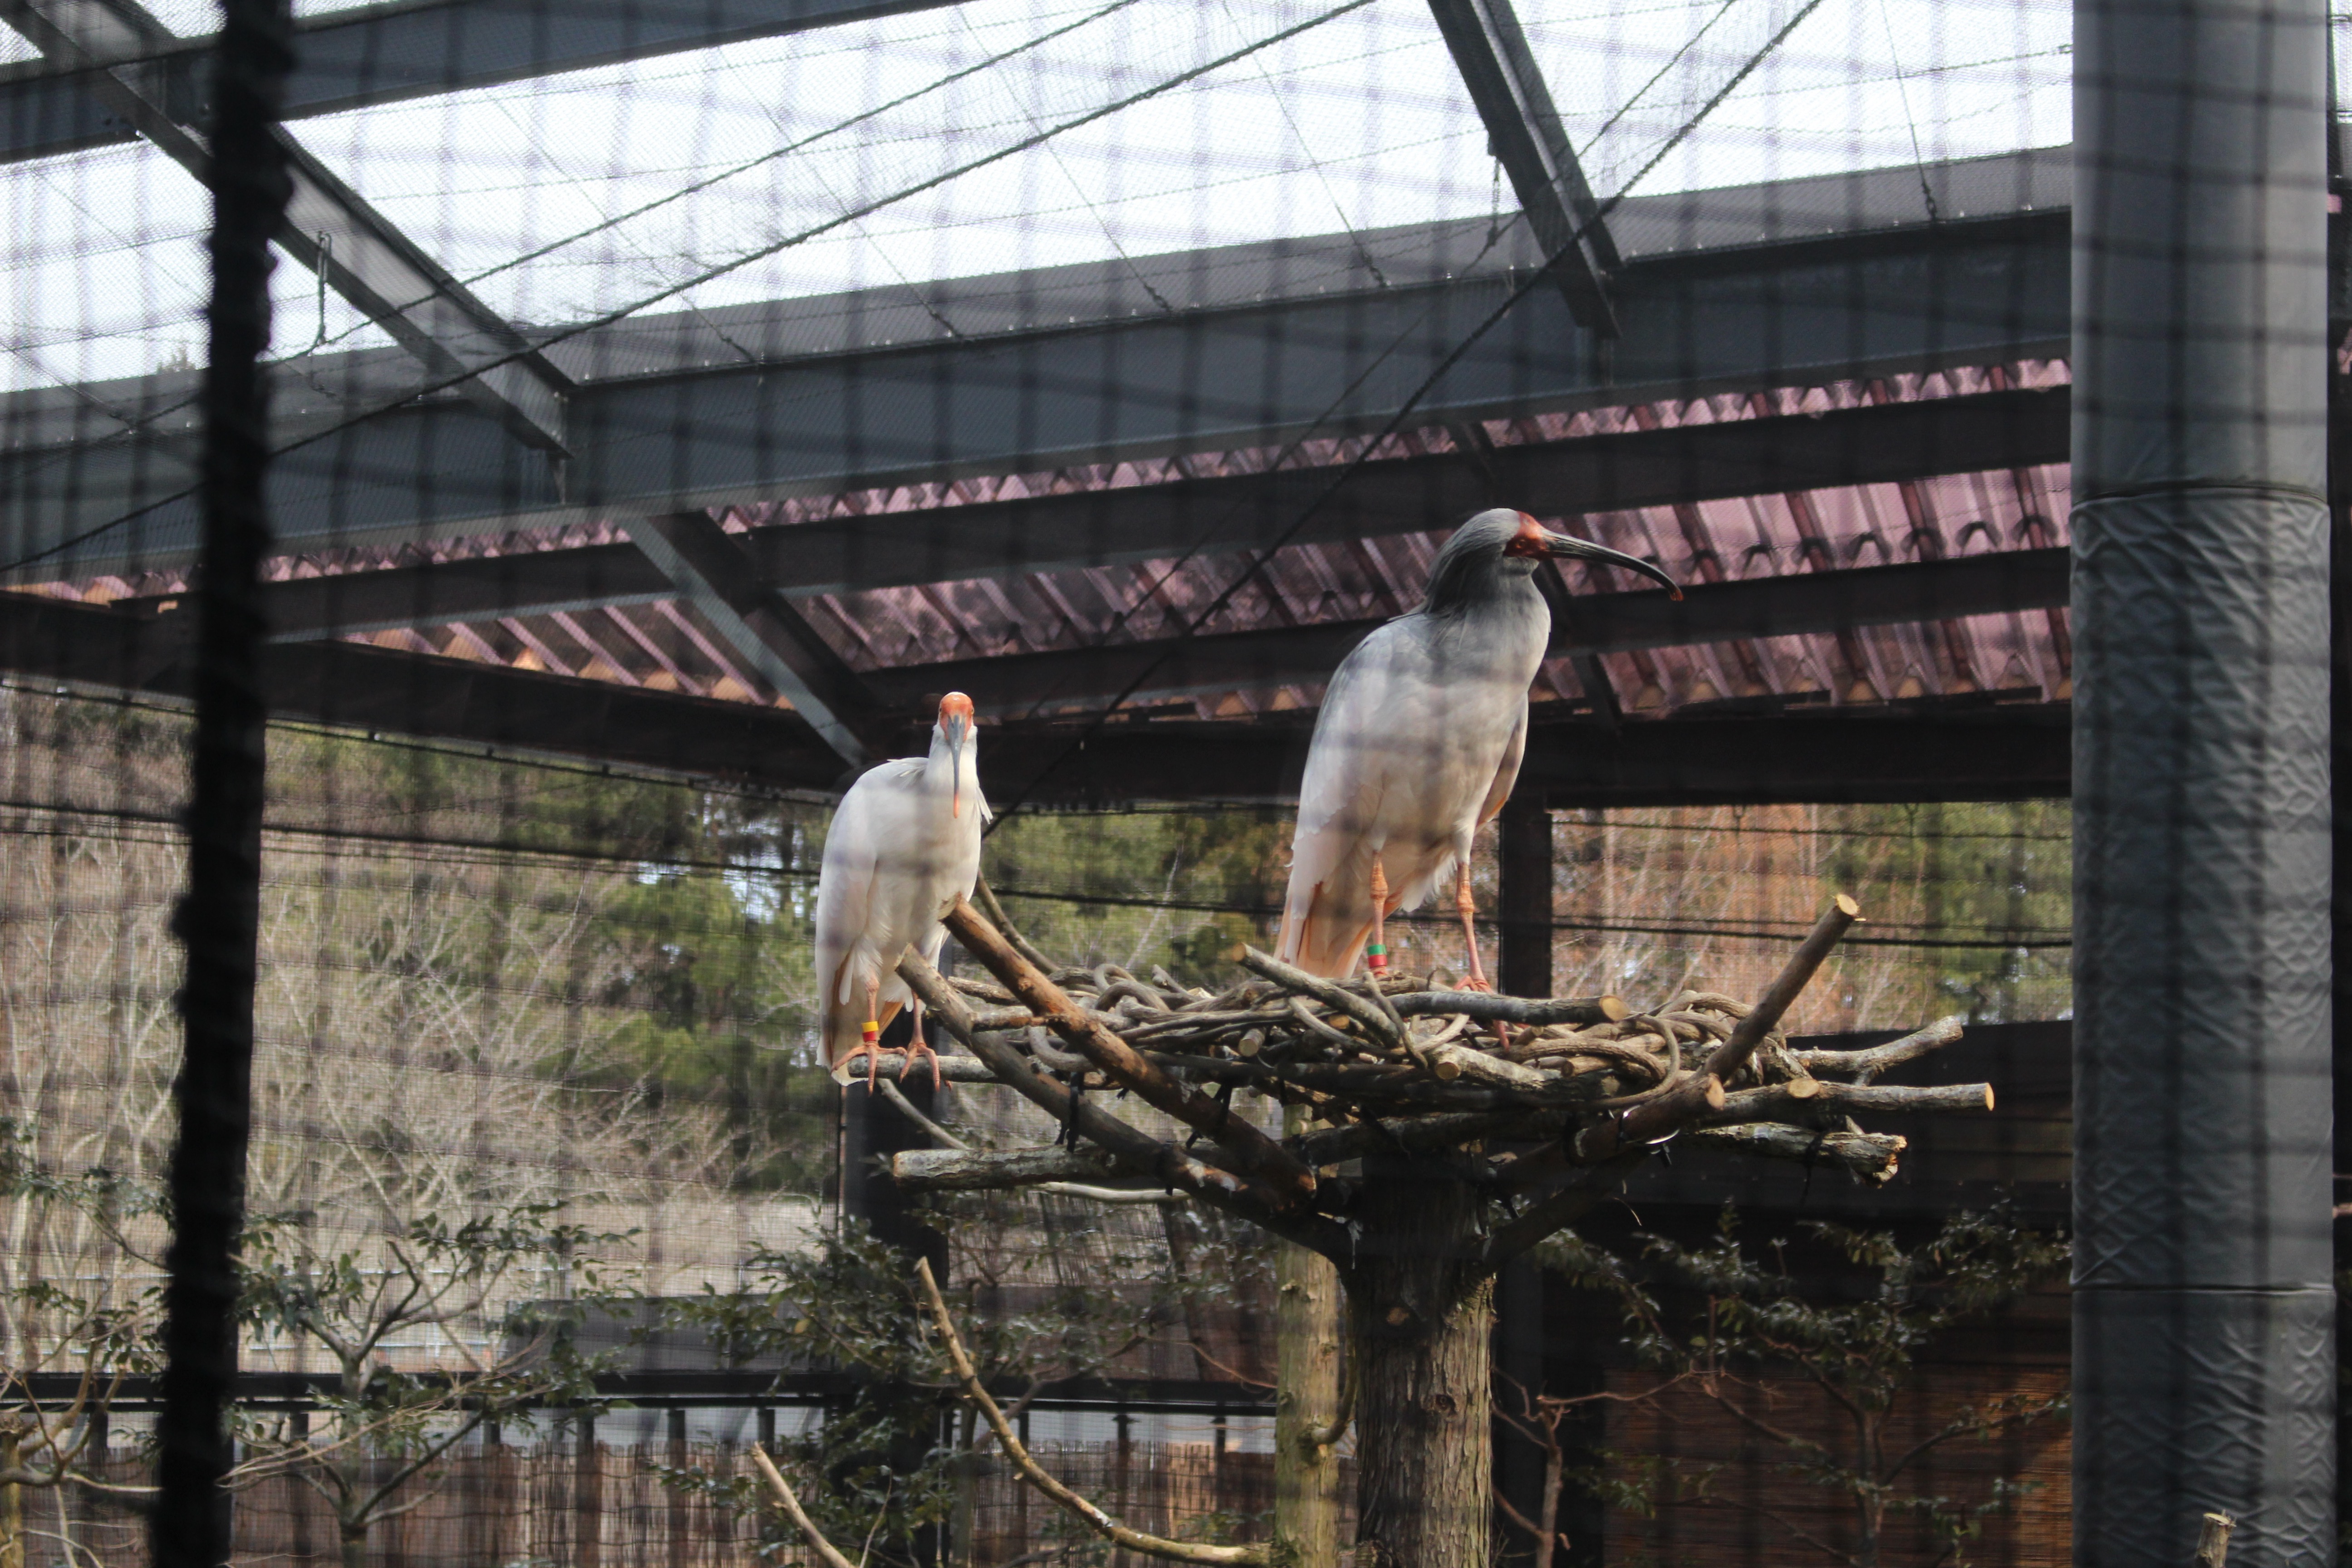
<box><xmin>852</xmin><ymin>892</ymin><xmax>1992</xmax><ymax>1268</ymax></box>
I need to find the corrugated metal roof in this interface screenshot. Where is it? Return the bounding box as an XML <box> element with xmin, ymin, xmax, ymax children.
<box><xmin>25</xmin><ymin>356</ymin><xmax>2072</xmax><ymax>734</ymax></box>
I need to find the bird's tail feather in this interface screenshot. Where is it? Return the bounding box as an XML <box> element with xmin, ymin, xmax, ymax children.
<box><xmin>1279</xmin><ymin>840</ymin><xmax>1382</xmax><ymax>980</ymax></box>
<box><xmin>1278</xmin><ymin>842</ymin><xmax>1451</xmax><ymax>980</ymax></box>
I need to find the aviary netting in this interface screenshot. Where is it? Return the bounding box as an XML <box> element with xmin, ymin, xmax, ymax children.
<box><xmin>852</xmin><ymin>889</ymin><xmax>1993</xmax><ymax>1568</ymax></box>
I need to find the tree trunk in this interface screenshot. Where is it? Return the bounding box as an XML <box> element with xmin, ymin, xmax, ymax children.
<box><xmin>1275</xmin><ymin>1107</ymin><xmax>1345</xmax><ymax>1568</ymax></box>
<box><xmin>338</xmin><ymin>1521</ymin><xmax>367</xmax><ymax>1568</ymax></box>
<box><xmin>0</xmin><ymin>1428</ymin><xmax>22</xmax><ymax>1568</ymax></box>
<box><xmin>1345</xmin><ymin>1164</ymin><xmax>1493</xmax><ymax>1568</ymax></box>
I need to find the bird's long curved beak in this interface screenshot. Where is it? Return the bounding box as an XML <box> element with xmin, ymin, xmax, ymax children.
<box><xmin>1542</xmin><ymin>530</ymin><xmax>1683</xmax><ymax>600</ymax></box>
<box><xmin>942</xmin><ymin>709</ymin><xmax>972</xmax><ymax>818</ymax></box>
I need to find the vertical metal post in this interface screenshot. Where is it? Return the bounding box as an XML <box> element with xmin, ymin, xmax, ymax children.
<box><xmin>2325</xmin><ymin>34</ymin><xmax>2352</xmax><ymax>1543</ymax></box>
<box><xmin>1495</xmin><ymin>789</ymin><xmax>1556</xmax><ymax>1549</ymax></box>
<box><xmin>2073</xmin><ymin>0</ymin><xmax>2336</xmax><ymax>1558</ymax></box>
<box><xmin>667</xmin><ymin>1407</ymin><xmax>690</xmax><ymax>1568</ymax></box>
<box><xmin>1497</xmin><ymin>792</ymin><xmax>1553</xmax><ymax>999</ymax></box>
<box><xmin>152</xmin><ymin>0</ymin><xmax>291</xmax><ymax>1560</ymax></box>
<box><xmin>575</xmin><ymin>1410</ymin><xmax>601</xmax><ymax>1568</ymax></box>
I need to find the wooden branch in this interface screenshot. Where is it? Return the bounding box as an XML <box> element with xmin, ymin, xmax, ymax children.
<box><xmin>1574</xmin><ymin>895</ymin><xmax>1860</xmax><ymax>1159</ymax></box>
<box><xmin>1425</xmin><ymin>1044</ymin><xmax>1554</xmax><ymax>1091</ymax></box>
<box><xmin>913</xmin><ymin>1259</ymin><xmax>1267</xmax><ymax>1566</ymax></box>
<box><xmin>1704</xmin><ymin>1082</ymin><xmax>1994</xmax><ymax>1125</ymax></box>
<box><xmin>749</xmin><ymin>1446</ymin><xmax>861</xmax><ymax>1568</ymax></box>
<box><xmin>1287</xmin><ymin>996</ymin><xmax>1364</xmax><ymax>1054</ymax></box>
<box><xmin>1681</xmin><ymin>1124</ymin><xmax>1907</xmax><ymax>1182</ymax></box>
<box><xmin>1290</xmin><ymin>1111</ymin><xmax>1553</xmax><ymax>1166</ymax></box>
<box><xmin>882</xmin><ymin>1108</ymin><xmax>1191</xmax><ymax>1204</ymax></box>
<box><xmin>1792</xmin><ymin>1015</ymin><xmax>1966</xmax><ymax>1082</ymax></box>
<box><xmin>892</xmin><ymin>1146</ymin><xmax>1157</xmax><ymax>1193</ymax></box>
<box><xmin>1137</xmin><ymin>1053</ymin><xmax>1264</xmax><ymax>1083</ymax></box>
<box><xmin>1392</xmin><ymin>992</ymin><xmax>1630</xmax><ymax>1026</ymax></box>
<box><xmin>1478</xmin><ymin>1152</ymin><xmax>1654</xmax><ymax>1274</ymax></box>
<box><xmin>2196</xmin><ymin>1511</ymin><xmax>2234</xmax><ymax>1568</ymax></box>
<box><xmin>897</xmin><ymin>953</ymin><xmax>1278</xmax><ymax>1211</ymax></box>
<box><xmin>1245</xmin><ymin>1062</ymin><xmax>1623</xmax><ymax>1110</ymax></box>
<box><xmin>1296</xmin><ymin>1336</ymin><xmax>1356</xmax><ymax>1449</ymax></box>
<box><xmin>945</xmin><ymin>901</ymin><xmax>1319</xmax><ymax>1206</ymax></box>
<box><xmin>973</xmin><ymin>873</ymin><xmax>1058</xmax><ymax>975</ymax></box>
<box><xmin>1234</xmin><ymin>947</ymin><xmax>1402</xmax><ymax>1048</ymax></box>
<box><xmin>830</xmin><ymin>1052</ymin><xmax>1001</xmax><ymax>1085</ymax></box>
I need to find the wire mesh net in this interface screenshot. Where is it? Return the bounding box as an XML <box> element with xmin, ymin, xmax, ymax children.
<box><xmin>3</xmin><ymin>0</ymin><xmax>2332</xmax><ymax>1558</ymax></box>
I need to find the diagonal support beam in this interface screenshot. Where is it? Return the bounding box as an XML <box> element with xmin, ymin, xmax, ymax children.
<box><xmin>0</xmin><ymin>0</ymin><xmax>969</xmax><ymax>167</ymax></box>
<box><xmin>2</xmin><ymin>0</ymin><xmax>573</xmax><ymax>458</ymax></box>
<box><xmin>622</xmin><ymin>513</ymin><xmax>882</xmax><ymax>770</ymax></box>
<box><xmin>1427</xmin><ymin>0</ymin><xmax>1617</xmax><ymax>334</ymax></box>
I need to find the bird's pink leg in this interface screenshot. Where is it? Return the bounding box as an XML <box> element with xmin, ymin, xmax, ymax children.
<box><xmin>1455</xmin><ymin>863</ymin><xmax>1494</xmax><ymax>993</ymax></box>
<box><xmin>836</xmin><ymin>971</ymin><xmax>883</xmax><ymax>1084</ymax></box>
<box><xmin>861</xmin><ymin>974</ymin><xmax>885</xmax><ymax>1088</ymax></box>
<box><xmin>1365</xmin><ymin>858</ymin><xmax>1392</xmax><ymax>981</ymax></box>
<box><xmin>900</xmin><ymin>996</ymin><xmax>942</xmax><ymax>1093</ymax></box>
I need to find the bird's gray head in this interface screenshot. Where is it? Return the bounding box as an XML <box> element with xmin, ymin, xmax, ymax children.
<box><xmin>1422</xmin><ymin>509</ymin><xmax>1681</xmax><ymax>613</ymax></box>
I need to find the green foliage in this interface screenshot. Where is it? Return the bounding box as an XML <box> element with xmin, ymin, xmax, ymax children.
<box><xmin>591</xmin><ymin>867</ymin><xmax>835</xmax><ymax>1192</ymax></box>
<box><xmin>1817</xmin><ymin>800</ymin><xmax>2071</xmax><ymax>1024</ymax></box>
<box><xmin>1537</xmin><ymin>1206</ymin><xmax>2069</xmax><ymax>1568</ymax></box>
<box><xmin>983</xmin><ymin>806</ymin><xmax>1290</xmax><ymax>985</ymax></box>
<box><xmin>0</xmin><ymin>1126</ymin><xmax>630</xmax><ymax>1561</ymax></box>
<box><xmin>270</xmin><ymin>726</ymin><xmax>708</xmax><ymax>866</ymax></box>
<box><xmin>229</xmin><ymin>1201</ymin><xmax>632</xmax><ymax>1559</ymax></box>
<box><xmin>0</xmin><ymin>1117</ymin><xmax>165</xmax><ymax>1502</ymax></box>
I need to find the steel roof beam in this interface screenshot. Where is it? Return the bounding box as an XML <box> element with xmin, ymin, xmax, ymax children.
<box><xmin>0</xmin><ymin>0</ymin><xmax>968</xmax><ymax>165</ymax></box>
<box><xmin>621</xmin><ymin>512</ymin><xmax>880</xmax><ymax>769</ymax></box>
<box><xmin>2</xmin><ymin>0</ymin><xmax>573</xmax><ymax>457</ymax></box>
<box><xmin>982</xmin><ymin>701</ymin><xmax>2073</xmax><ymax>807</ymax></box>
<box><xmin>125</xmin><ymin>385</ymin><xmax>2070</xmax><ymax>637</ymax></box>
<box><xmin>1427</xmin><ymin>0</ymin><xmax>1617</xmax><ymax>332</ymax></box>
<box><xmin>0</xmin><ymin>587</ymin><xmax>2069</xmax><ymax>805</ymax></box>
<box><xmin>853</xmin><ymin>547</ymin><xmax>2072</xmax><ymax>714</ymax></box>
<box><xmin>0</xmin><ymin>191</ymin><xmax>2070</xmax><ymax>580</ymax></box>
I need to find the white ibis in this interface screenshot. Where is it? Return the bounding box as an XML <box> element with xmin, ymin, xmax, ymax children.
<box><xmin>815</xmin><ymin>692</ymin><xmax>987</xmax><ymax>1088</ymax></box>
<box><xmin>1276</xmin><ymin>509</ymin><xmax>1679</xmax><ymax>985</ymax></box>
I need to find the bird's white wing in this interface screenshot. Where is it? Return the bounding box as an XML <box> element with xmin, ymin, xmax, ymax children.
<box><xmin>1280</xmin><ymin>622</ymin><xmax>1426</xmax><ymax>976</ymax></box>
<box><xmin>1475</xmin><ymin>699</ymin><xmax>1530</xmax><ymax>828</ymax></box>
<box><xmin>813</xmin><ymin>760</ymin><xmax>926</xmax><ymax>1063</ymax></box>
<box><xmin>1294</xmin><ymin>627</ymin><xmax>1405</xmax><ymax>835</ymax></box>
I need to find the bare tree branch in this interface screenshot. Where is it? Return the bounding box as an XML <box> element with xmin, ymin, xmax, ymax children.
<box><xmin>913</xmin><ymin>1258</ymin><xmax>1267</xmax><ymax>1566</ymax></box>
<box><xmin>751</xmin><ymin>1446</ymin><xmax>862</xmax><ymax>1568</ymax></box>
<box><xmin>942</xmin><ymin>901</ymin><xmax>1319</xmax><ymax>1204</ymax></box>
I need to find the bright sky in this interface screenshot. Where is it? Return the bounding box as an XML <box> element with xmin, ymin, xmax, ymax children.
<box><xmin>6</xmin><ymin>0</ymin><xmax>2076</xmax><ymax>395</ymax></box>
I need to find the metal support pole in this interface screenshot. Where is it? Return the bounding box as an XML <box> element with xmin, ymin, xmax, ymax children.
<box><xmin>575</xmin><ymin>1410</ymin><xmax>601</xmax><ymax>1568</ymax></box>
<box><xmin>152</xmin><ymin>0</ymin><xmax>290</xmax><ymax>1561</ymax></box>
<box><xmin>1492</xmin><ymin>796</ymin><xmax>1556</xmax><ymax>1548</ymax></box>
<box><xmin>2073</xmin><ymin>0</ymin><xmax>2335</xmax><ymax>1559</ymax></box>
<box><xmin>1497</xmin><ymin>792</ymin><xmax>1553</xmax><ymax>999</ymax></box>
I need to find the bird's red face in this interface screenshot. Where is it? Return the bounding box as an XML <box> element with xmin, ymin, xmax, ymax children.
<box><xmin>1497</xmin><ymin>510</ymin><xmax>1682</xmax><ymax>599</ymax></box>
<box><xmin>1501</xmin><ymin>512</ymin><xmax>1550</xmax><ymax>559</ymax></box>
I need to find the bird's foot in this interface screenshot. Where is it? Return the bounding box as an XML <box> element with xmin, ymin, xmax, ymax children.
<box><xmin>897</xmin><ymin>1038</ymin><xmax>943</xmax><ymax>1093</ymax></box>
<box><xmin>1455</xmin><ymin>972</ymin><xmax>1495</xmax><ymax>994</ymax></box>
<box><xmin>838</xmin><ymin>1042</ymin><xmax>882</xmax><ymax>1088</ymax></box>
